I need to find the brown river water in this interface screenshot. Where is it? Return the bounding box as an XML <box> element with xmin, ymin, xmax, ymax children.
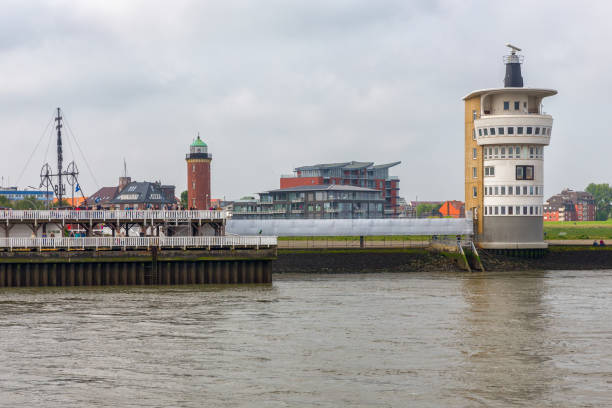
<box><xmin>1</xmin><ymin>270</ymin><xmax>611</xmax><ymax>407</ymax></box>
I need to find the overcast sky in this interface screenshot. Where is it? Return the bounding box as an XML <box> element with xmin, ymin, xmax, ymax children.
<box><xmin>0</xmin><ymin>0</ymin><xmax>610</xmax><ymax>201</ymax></box>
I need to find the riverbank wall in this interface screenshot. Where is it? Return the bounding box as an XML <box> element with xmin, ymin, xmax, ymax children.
<box><xmin>0</xmin><ymin>248</ymin><xmax>276</xmax><ymax>287</ymax></box>
<box><xmin>274</xmin><ymin>246</ymin><xmax>612</xmax><ymax>273</ymax></box>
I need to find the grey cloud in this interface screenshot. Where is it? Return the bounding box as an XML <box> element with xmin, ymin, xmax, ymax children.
<box><xmin>0</xmin><ymin>0</ymin><xmax>610</xmax><ymax>201</ymax></box>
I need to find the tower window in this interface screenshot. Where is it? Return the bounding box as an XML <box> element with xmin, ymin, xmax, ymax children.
<box><xmin>484</xmin><ymin>166</ymin><xmax>495</xmax><ymax>176</ymax></box>
<box><xmin>501</xmin><ymin>186</ymin><xmax>506</xmax><ymax>195</ymax></box>
<box><xmin>517</xmin><ymin>127</ymin><xmax>523</xmax><ymax>134</ymax></box>
<box><xmin>472</xmin><ymin>187</ymin><xmax>477</xmax><ymax>198</ymax></box>
<box><xmin>526</xmin><ymin>127</ymin><xmax>533</xmax><ymax>135</ymax></box>
<box><xmin>507</xmin><ymin>127</ymin><xmax>514</xmax><ymax>135</ymax></box>
<box><xmin>472</xmin><ymin>148</ymin><xmax>477</xmax><ymax>159</ymax></box>
<box><xmin>498</xmin><ymin>127</ymin><xmax>504</xmax><ymax>135</ymax></box>
<box><xmin>192</xmin><ymin>165</ymin><xmax>195</xmax><ymax>172</ymax></box>
<box><xmin>483</xmin><ymin>128</ymin><xmax>488</xmax><ymax>136</ymax></box>
<box><xmin>472</xmin><ymin>129</ymin><xmax>476</xmax><ymax>140</ymax></box>
<box><xmin>508</xmin><ymin>186</ymin><xmax>513</xmax><ymax>195</ymax></box>
<box><xmin>514</xmin><ymin>101</ymin><xmax>520</xmax><ymax>110</ymax></box>
<box><xmin>509</xmin><ymin>206</ymin><xmax>514</xmax><ymax>215</ymax></box>
<box><xmin>501</xmin><ymin>206</ymin><xmax>506</xmax><ymax>215</ymax></box>
<box><xmin>490</xmin><ymin>128</ymin><xmax>496</xmax><ymax>135</ymax></box>
<box><xmin>515</xmin><ymin>165</ymin><xmax>534</xmax><ymax>180</ymax></box>
<box><xmin>472</xmin><ymin>167</ymin><xmax>477</xmax><ymax>178</ymax></box>
<box><xmin>503</xmin><ymin>101</ymin><xmax>509</xmax><ymax>110</ymax></box>
<box><xmin>192</xmin><ymin>182</ymin><xmax>196</xmax><ymax>189</ymax></box>
<box><xmin>473</xmin><ymin>110</ymin><xmax>477</xmax><ymax>120</ymax></box>
<box><xmin>478</xmin><ymin>129</ymin><xmax>482</xmax><ymax>136</ymax></box>
<box><xmin>535</xmin><ymin>127</ymin><xmax>540</xmax><ymax>135</ymax></box>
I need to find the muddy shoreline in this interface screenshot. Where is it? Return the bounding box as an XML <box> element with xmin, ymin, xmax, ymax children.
<box><xmin>273</xmin><ymin>247</ymin><xmax>612</xmax><ymax>273</ymax></box>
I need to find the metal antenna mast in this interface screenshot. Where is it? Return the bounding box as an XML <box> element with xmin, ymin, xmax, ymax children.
<box><xmin>40</xmin><ymin>107</ymin><xmax>81</xmax><ymax>208</ymax></box>
<box><xmin>55</xmin><ymin>107</ymin><xmax>64</xmax><ymax>204</ymax></box>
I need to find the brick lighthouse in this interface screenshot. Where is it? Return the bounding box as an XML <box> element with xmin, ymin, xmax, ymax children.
<box><xmin>186</xmin><ymin>134</ymin><xmax>212</xmax><ymax>210</ymax></box>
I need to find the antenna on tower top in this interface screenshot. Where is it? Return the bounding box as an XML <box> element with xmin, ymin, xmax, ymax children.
<box><xmin>505</xmin><ymin>43</ymin><xmax>522</xmax><ymax>55</ymax></box>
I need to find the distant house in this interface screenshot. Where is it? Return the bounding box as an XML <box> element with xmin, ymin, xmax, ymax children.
<box><xmin>438</xmin><ymin>201</ymin><xmax>465</xmax><ymax>218</ymax></box>
<box><xmin>87</xmin><ymin>176</ymin><xmax>176</xmax><ymax>209</ymax></box>
<box><xmin>110</xmin><ymin>181</ymin><xmax>176</xmax><ymax>210</ymax></box>
<box><xmin>544</xmin><ymin>189</ymin><xmax>596</xmax><ymax>221</ymax></box>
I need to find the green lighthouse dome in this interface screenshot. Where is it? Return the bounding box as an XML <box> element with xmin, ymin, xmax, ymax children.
<box><xmin>191</xmin><ymin>135</ymin><xmax>207</xmax><ymax>148</ymax></box>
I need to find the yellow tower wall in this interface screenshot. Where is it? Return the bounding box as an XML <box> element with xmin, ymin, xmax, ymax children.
<box><xmin>464</xmin><ymin>96</ymin><xmax>484</xmax><ymax>235</ymax></box>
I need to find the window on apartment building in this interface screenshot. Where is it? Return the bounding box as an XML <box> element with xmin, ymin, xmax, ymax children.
<box><xmin>503</xmin><ymin>101</ymin><xmax>509</xmax><ymax>110</ymax></box>
<box><xmin>498</xmin><ymin>127</ymin><xmax>504</xmax><ymax>135</ymax></box>
<box><xmin>516</xmin><ymin>165</ymin><xmax>534</xmax><ymax>180</ymax></box>
<box><xmin>500</xmin><ymin>147</ymin><xmax>506</xmax><ymax>158</ymax></box>
<box><xmin>507</xmin><ymin>127</ymin><xmax>514</xmax><ymax>135</ymax></box>
<box><xmin>472</xmin><ymin>129</ymin><xmax>476</xmax><ymax>140</ymax></box>
<box><xmin>192</xmin><ymin>198</ymin><xmax>196</xmax><ymax>207</ymax></box>
<box><xmin>516</xmin><ymin>206</ymin><xmax>521</xmax><ymax>214</ymax></box>
<box><xmin>514</xmin><ymin>101</ymin><xmax>520</xmax><ymax>110</ymax></box>
<box><xmin>523</xmin><ymin>186</ymin><xmax>528</xmax><ymax>195</ymax></box>
<box><xmin>509</xmin><ymin>206</ymin><xmax>514</xmax><ymax>215</ymax></box>
<box><xmin>516</xmin><ymin>186</ymin><xmax>520</xmax><ymax>195</ymax></box>
<box><xmin>478</xmin><ymin>129</ymin><xmax>482</xmax><ymax>136</ymax></box>
<box><xmin>530</xmin><ymin>206</ymin><xmax>534</xmax><ymax>215</ymax></box>
<box><xmin>526</xmin><ymin>127</ymin><xmax>533</xmax><ymax>134</ymax></box>
<box><xmin>192</xmin><ymin>182</ymin><xmax>195</xmax><ymax>189</ymax></box>
<box><xmin>494</xmin><ymin>206</ymin><xmax>499</xmax><ymax>215</ymax></box>
<box><xmin>473</xmin><ymin>187</ymin><xmax>477</xmax><ymax>198</ymax></box>
<box><xmin>473</xmin><ymin>110</ymin><xmax>477</xmax><ymax>120</ymax></box>
<box><xmin>501</xmin><ymin>186</ymin><xmax>506</xmax><ymax>195</ymax></box>
<box><xmin>484</xmin><ymin>206</ymin><xmax>488</xmax><ymax>215</ymax></box>
<box><xmin>501</xmin><ymin>206</ymin><xmax>506</xmax><ymax>215</ymax></box>
<box><xmin>473</xmin><ymin>148</ymin><xmax>477</xmax><ymax>159</ymax></box>
<box><xmin>517</xmin><ymin>127</ymin><xmax>523</xmax><ymax>134</ymax></box>
<box><xmin>484</xmin><ymin>166</ymin><xmax>495</xmax><ymax>176</ymax></box>
<box><xmin>490</xmin><ymin>128</ymin><xmax>496</xmax><ymax>135</ymax></box>
<box><xmin>494</xmin><ymin>186</ymin><xmax>499</xmax><ymax>195</ymax></box>
<box><xmin>508</xmin><ymin>186</ymin><xmax>513</xmax><ymax>195</ymax></box>
<box><xmin>530</xmin><ymin>186</ymin><xmax>534</xmax><ymax>195</ymax></box>
<box><xmin>535</xmin><ymin>127</ymin><xmax>540</xmax><ymax>135</ymax></box>
<box><xmin>523</xmin><ymin>206</ymin><xmax>528</xmax><ymax>215</ymax></box>
<box><xmin>483</xmin><ymin>128</ymin><xmax>488</xmax><ymax>136</ymax></box>
<box><xmin>472</xmin><ymin>167</ymin><xmax>477</xmax><ymax>178</ymax></box>
<box><xmin>192</xmin><ymin>165</ymin><xmax>195</xmax><ymax>172</ymax></box>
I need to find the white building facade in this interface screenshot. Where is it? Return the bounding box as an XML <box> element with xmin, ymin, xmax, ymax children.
<box><xmin>464</xmin><ymin>47</ymin><xmax>557</xmax><ymax>248</ymax></box>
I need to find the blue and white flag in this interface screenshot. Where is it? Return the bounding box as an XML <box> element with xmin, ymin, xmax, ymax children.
<box><xmin>75</xmin><ymin>184</ymin><xmax>81</xmax><ymax>192</ymax></box>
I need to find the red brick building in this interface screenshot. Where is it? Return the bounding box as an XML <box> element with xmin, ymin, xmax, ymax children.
<box><xmin>186</xmin><ymin>135</ymin><xmax>212</xmax><ymax>210</ymax></box>
<box><xmin>544</xmin><ymin>189</ymin><xmax>596</xmax><ymax>221</ymax></box>
<box><xmin>280</xmin><ymin>161</ymin><xmax>401</xmax><ymax>217</ymax></box>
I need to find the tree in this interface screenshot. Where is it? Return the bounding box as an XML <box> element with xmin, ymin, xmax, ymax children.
<box><xmin>416</xmin><ymin>203</ymin><xmax>442</xmax><ymax>217</ymax></box>
<box><xmin>13</xmin><ymin>197</ymin><xmax>46</xmax><ymax>210</ymax></box>
<box><xmin>180</xmin><ymin>190</ymin><xmax>188</xmax><ymax>209</ymax></box>
<box><xmin>0</xmin><ymin>196</ymin><xmax>12</xmax><ymax>208</ymax></box>
<box><xmin>585</xmin><ymin>183</ymin><xmax>612</xmax><ymax>221</ymax></box>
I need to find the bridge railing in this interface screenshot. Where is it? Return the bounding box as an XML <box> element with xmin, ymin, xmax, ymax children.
<box><xmin>0</xmin><ymin>236</ymin><xmax>276</xmax><ymax>250</ymax></box>
<box><xmin>0</xmin><ymin>209</ymin><xmax>229</xmax><ymax>221</ymax></box>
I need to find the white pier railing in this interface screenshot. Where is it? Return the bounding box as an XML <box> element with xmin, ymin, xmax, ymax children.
<box><xmin>0</xmin><ymin>236</ymin><xmax>277</xmax><ymax>250</ymax></box>
<box><xmin>0</xmin><ymin>210</ymin><xmax>229</xmax><ymax>222</ymax></box>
